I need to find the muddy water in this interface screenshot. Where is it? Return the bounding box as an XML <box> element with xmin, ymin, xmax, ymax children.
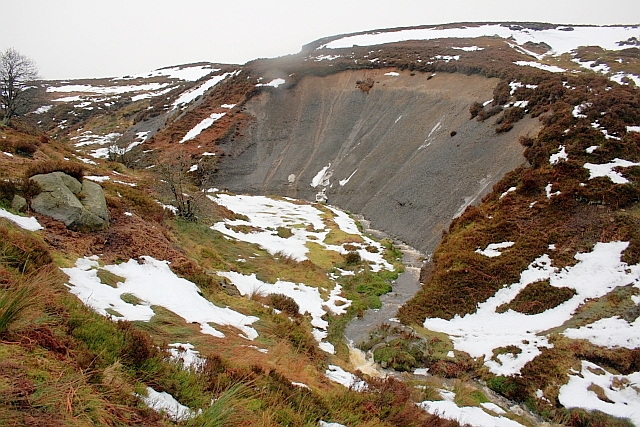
<box><xmin>344</xmin><ymin>216</ymin><xmax>428</xmax><ymax>348</ymax></box>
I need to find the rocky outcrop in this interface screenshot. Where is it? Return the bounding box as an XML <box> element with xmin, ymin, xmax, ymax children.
<box><xmin>30</xmin><ymin>172</ymin><xmax>109</xmax><ymax>231</ymax></box>
<box><xmin>214</xmin><ymin>70</ymin><xmax>539</xmax><ymax>253</ymax></box>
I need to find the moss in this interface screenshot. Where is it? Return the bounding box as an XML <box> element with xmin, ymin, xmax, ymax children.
<box><xmin>276</xmin><ymin>226</ymin><xmax>293</xmax><ymax>238</ymax></box>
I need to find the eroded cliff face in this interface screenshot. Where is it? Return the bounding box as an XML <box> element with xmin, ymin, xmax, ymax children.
<box><xmin>214</xmin><ymin>69</ymin><xmax>539</xmax><ymax>252</ymax></box>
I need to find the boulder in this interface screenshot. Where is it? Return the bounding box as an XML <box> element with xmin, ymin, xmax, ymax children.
<box><xmin>11</xmin><ymin>195</ymin><xmax>27</xmax><ymax>212</ymax></box>
<box><xmin>30</xmin><ymin>172</ymin><xmax>109</xmax><ymax>231</ymax></box>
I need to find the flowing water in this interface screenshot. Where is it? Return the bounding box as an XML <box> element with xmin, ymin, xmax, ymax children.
<box><xmin>344</xmin><ymin>216</ymin><xmax>428</xmax><ymax>348</ymax></box>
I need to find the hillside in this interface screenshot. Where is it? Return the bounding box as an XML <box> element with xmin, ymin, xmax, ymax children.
<box><xmin>1</xmin><ymin>22</ymin><xmax>640</xmax><ymax>427</ymax></box>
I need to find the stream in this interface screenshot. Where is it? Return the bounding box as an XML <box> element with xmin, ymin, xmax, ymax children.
<box><xmin>344</xmin><ymin>216</ymin><xmax>428</xmax><ymax>348</ymax></box>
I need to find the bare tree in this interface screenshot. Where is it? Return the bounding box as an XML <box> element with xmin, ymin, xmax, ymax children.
<box><xmin>156</xmin><ymin>150</ymin><xmax>221</xmax><ymax>221</ymax></box>
<box><xmin>0</xmin><ymin>48</ymin><xmax>39</xmax><ymax>125</ymax></box>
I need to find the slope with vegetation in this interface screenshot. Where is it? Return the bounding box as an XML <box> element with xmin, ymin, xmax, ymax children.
<box><xmin>0</xmin><ymin>123</ymin><xmax>457</xmax><ymax>426</ymax></box>
<box><xmin>1</xmin><ymin>21</ymin><xmax>640</xmax><ymax>427</ymax></box>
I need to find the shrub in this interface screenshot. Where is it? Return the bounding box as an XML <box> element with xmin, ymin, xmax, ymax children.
<box><xmin>276</xmin><ymin>226</ymin><xmax>293</xmax><ymax>238</ymax></box>
<box><xmin>356</xmin><ymin>78</ymin><xmax>375</xmax><ymax>93</ymax></box>
<box><xmin>0</xmin><ymin>179</ymin><xmax>18</xmax><ymax>204</ymax></box>
<box><xmin>25</xmin><ymin>160</ymin><xmax>85</xmax><ymax>181</ymax></box>
<box><xmin>13</xmin><ymin>141</ymin><xmax>37</xmax><ymax>157</ymax></box>
<box><xmin>116</xmin><ymin>321</ymin><xmax>157</xmax><ymax>368</ymax></box>
<box><xmin>486</xmin><ymin>376</ymin><xmax>520</xmax><ymax>397</ymax></box>
<box><xmin>477</xmin><ymin>105</ymin><xmax>503</xmax><ymax>122</ymax></box>
<box><xmin>495</xmin><ymin>122</ymin><xmax>514</xmax><ymax>133</ymax></box>
<box><xmin>524</xmin><ymin>139</ymin><xmax>550</xmax><ymax>168</ymax></box>
<box><xmin>496</xmin><ymin>280</ymin><xmax>576</xmax><ymax>315</ymax></box>
<box><xmin>520</xmin><ymin>168</ymin><xmax>543</xmax><ymax>196</ymax></box>
<box><xmin>469</xmin><ymin>101</ymin><xmax>483</xmax><ymax>119</ymax></box>
<box><xmin>344</xmin><ymin>251</ymin><xmax>361</xmax><ymax>265</ymax></box>
<box><xmin>269</xmin><ymin>293</ymin><xmax>299</xmax><ymax>316</ymax></box>
<box><xmin>492</xmin><ymin>80</ymin><xmax>511</xmax><ymax>106</ymax></box>
<box><xmin>501</xmin><ymin>107</ymin><xmax>526</xmax><ymax>124</ymax></box>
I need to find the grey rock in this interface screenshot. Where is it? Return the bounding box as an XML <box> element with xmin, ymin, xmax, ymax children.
<box><xmin>80</xmin><ymin>180</ymin><xmax>109</xmax><ymax>222</ymax></box>
<box><xmin>30</xmin><ymin>172</ymin><xmax>109</xmax><ymax>231</ymax></box>
<box><xmin>11</xmin><ymin>195</ymin><xmax>27</xmax><ymax>212</ymax></box>
<box><xmin>56</xmin><ymin>172</ymin><xmax>82</xmax><ymax>194</ymax></box>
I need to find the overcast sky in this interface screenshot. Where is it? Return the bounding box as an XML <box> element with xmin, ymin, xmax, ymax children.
<box><xmin>3</xmin><ymin>0</ymin><xmax>639</xmax><ymax>80</ymax></box>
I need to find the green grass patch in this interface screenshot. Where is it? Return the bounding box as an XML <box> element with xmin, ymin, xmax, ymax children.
<box><xmin>97</xmin><ymin>268</ymin><xmax>125</xmax><ymax>288</ymax></box>
<box><xmin>305</xmin><ymin>241</ymin><xmax>344</xmax><ymax>270</ymax></box>
<box><xmin>120</xmin><ymin>293</ymin><xmax>142</xmax><ymax>305</ymax></box>
<box><xmin>323</xmin><ymin>227</ymin><xmax>364</xmax><ymax>245</ymax></box>
<box><xmin>276</xmin><ymin>226</ymin><xmax>293</xmax><ymax>238</ymax></box>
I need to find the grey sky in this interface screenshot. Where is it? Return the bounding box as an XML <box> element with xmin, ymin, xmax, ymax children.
<box><xmin>3</xmin><ymin>0</ymin><xmax>639</xmax><ymax>80</ymax></box>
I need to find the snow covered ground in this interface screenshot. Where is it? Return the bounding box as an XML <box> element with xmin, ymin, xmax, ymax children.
<box><xmin>209</xmin><ymin>193</ymin><xmax>395</xmax><ymax>353</ymax></box>
<box><xmin>128</xmin><ymin>64</ymin><xmax>220</xmax><ymax>81</ymax></box>
<box><xmin>168</xmin><ymin>342</ymin><xmax>206</xmax><ymax>370</ymax></box>
<box><xmin>218</xmin><ymin>271</ymin><xmax>350</xmax><ymax>353</ymax></box>
<box><xmin>559</xmin><ymin>361</ymin><xmax>640</xmax><ymax>426</ymax></box>
<box><xmin>63</xmin><ymin>256</ymin><xmax>259</xmax><ymax>340</ymax></box>
<box><xmin>475</xmin><ymin>242</ymin><xmax>514</xmax><ymax>258</ymax></box>
<box><xmin>172</xmin><ymin>71</ymin><xmax>237</xmax><ymax>108</ymax></box>
<box><xmin>584</xmin><ymin>158</ymin><xmax>640</xmax><ymax>184</ymax></box>
<box><xmin>137</xmin><ymin>386</ymin><xmax>199</xmax><ymax>421</ymax></box>
<box><xmin>325</xmin><ymin>365</ymin><xmax>367</xmax><ymax>391</ymax></box>
<box><xmin>47</xmin><ymin>82</ymin><xmax>170</xmax><ymax>95</ymax></box>
<box><xmin>256</xmin><ymin>78</ymin><xmax>286</xmax><ymax>88</ymax></box>
<box><xmin>418</xmin><ymin>388</ymin><xmax>524</xmax><ymax>427</ymax></box>
<box><xmin>209</xmin><ymin>194</ymin><xmax>394</xmax><ymax>272</ymax></box>
<box><xmin>321</xmin><ymin>24</ymin><xmax>639</xmax><ymax>58</ymax></box>
<box><xmin>180</xmin><ymin>113</ymin><xmax>226</xmax><ymax>142</ymax></box>
<box><xmin>422</xmin><ymin>241</ymin><xmax>640</xmax><ymax>376</ymax></box>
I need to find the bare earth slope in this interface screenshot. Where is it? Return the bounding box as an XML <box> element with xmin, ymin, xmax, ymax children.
<box><xmin>214</xmin><ymin>70</ymin><xmax>539</xmax><ymax>252</ymax></box>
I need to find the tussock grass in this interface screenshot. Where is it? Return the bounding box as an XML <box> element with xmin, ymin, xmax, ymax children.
<box><xmin>0</xmin><ymin>286</ymin><xmax>35</xmax><ymax>335</ymax></box>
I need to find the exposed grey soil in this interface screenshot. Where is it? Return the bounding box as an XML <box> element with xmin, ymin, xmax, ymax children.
<box><xmin>214</xmin><ymin>70</ymin><xmax>540</xmax><ymax>253</ymax></box>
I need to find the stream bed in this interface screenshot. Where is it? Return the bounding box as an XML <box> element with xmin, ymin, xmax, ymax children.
<box><xmin>344</xmin><ymin>216</ymin><xmax>428</xmax><ymax>347</ymax></box>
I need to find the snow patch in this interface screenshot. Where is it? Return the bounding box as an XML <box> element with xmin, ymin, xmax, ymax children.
<box><xmin>475</xmin><ymin>242</ymin><xmax>515</xmax><ymax>258</ymax></box>
<box><xmin>550</xmin><ymin>145</ymin><xmax>568</xmax><ymax>164</ymax></box>
<box><xmin>172</xmin><ymin>71</ymin><xmax>236</xmax><ymax>108</ymax></box>
<box><xmin>257</xmin><ymin>78</ymin><xmax>286</xmax><ymax>88</ymax></box>
<box><xmin>584</xmin><ymin>158</ymin><xmax>640</xmax><ymax>184</ymax></box>
<box><xmin>339</xmin><ymin>170</ymin><xmax>357</xmax><ymax>187</ymax></box>
<box><xmin>0</xmin><ymin>207</ymin><xmax>43</xmax><ymax>231</ymax></box>
<box><xmin>137</xmin><ymin>386</ymin><xmax>199</xmax><ymax>421</ymax></box>
<box><xmin>514</xmin><ymin>61</ymin><xmax>566</xmax><ymax>73</ymax></box>
<box><xmin>63</xmin><ymin>256</ymin><xmax>258</xmax><ymax>339</ymax></box>
<box><xmin>423</xmin><ymin>242</ymin><xmax>640</xmax><ymax>375</ymax></box>
<box><xmin>499</xmin><ymin>187</ymin><xmax>516</xmax><ymax>199</ymax></box>
<box><xmin>559</xmin><ymin>361</ymin><xmax>640</xmax><ymax>426</ymax></box>
<box><xmin>217</xmin><ymin>271</ymin><xmax>350</xmax><ymax>353</ymax></box>
<box><xmin>325</xmin><ymin>365</ymin><xmax>367</xmax><ymax>391</ymax></box>
<box><xmin>180</xmin><ymin>113</ymin><xmax>225</xmax><ymax>143</ymax></box>
<box><xmin>168</xmin><ymin>343</ymin><xmax>205</xmax><ymax>370</ymax></box>
<box><xmin>209</xmin><ymin>194</ymin><xmax>393</xmax><ymax>271</ymax></box>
